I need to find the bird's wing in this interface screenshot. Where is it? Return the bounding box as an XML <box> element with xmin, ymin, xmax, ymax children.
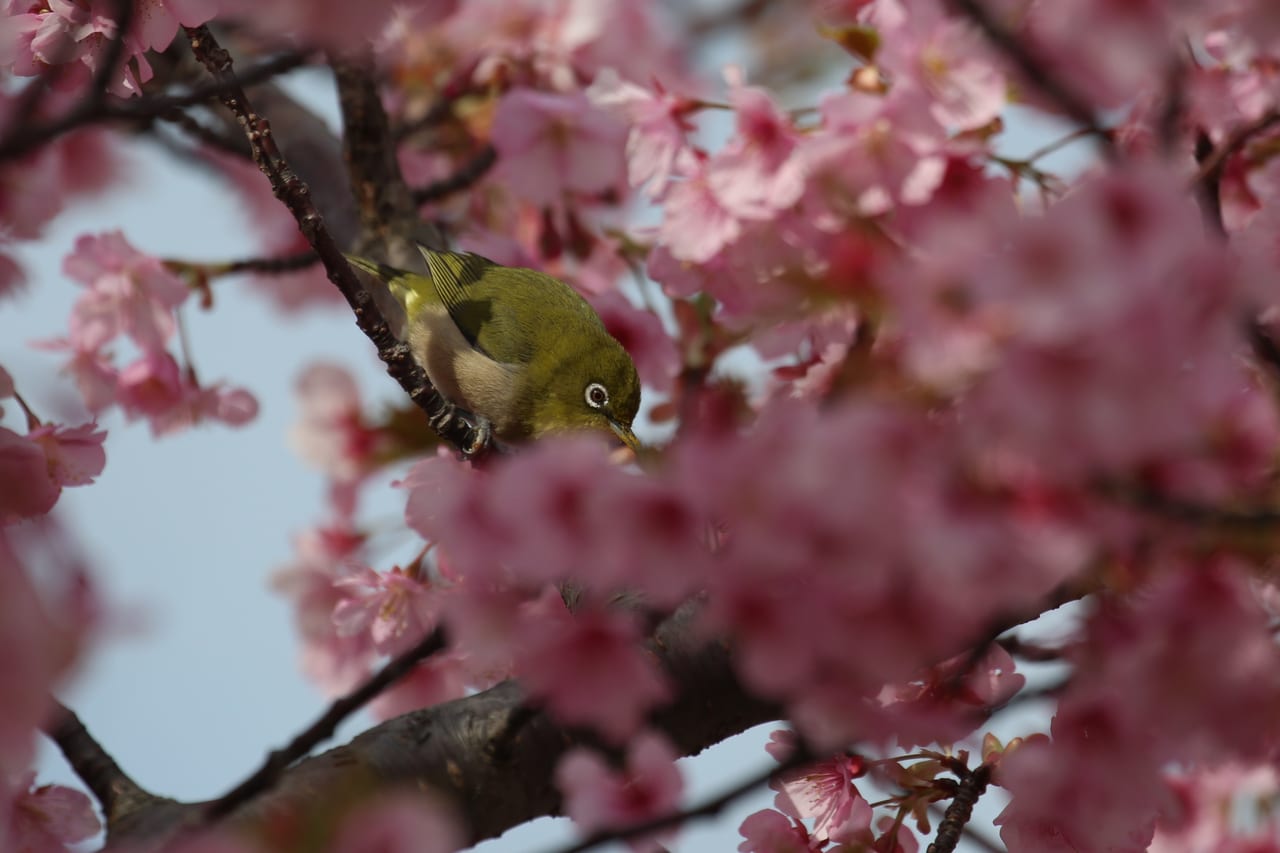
<box><xmin>417</xmin><ymin>247</ymin><xmax>502</xmax><ymax>353</ymax></box>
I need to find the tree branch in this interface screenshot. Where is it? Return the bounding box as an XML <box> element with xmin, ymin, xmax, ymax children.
<box><xmin>331</xmin><ymin>57</ymin><xmax>445</xmax><ymax>262</ymax></box>
<box><xmin>550</xmin><ymin>742</ymin><xmax>815</xmax><ymax>853</ymax></box>
<box><xmin>200</xmin><ymin>627</ymin><xmax>447</xmax><ymax>823</ymax></box>
<box><xmin>0</xmin><ymin>45</ymin><xmax>306</xmax><ymax>162</ymax></box>
<box><xmin>41</xmin><ymin>699</ymin><xmax>170</xmax><ymax>826</ymax></box>
<box><xmin>926</xmin><ymin>762</ymin><xmax>993</xmax><ymax>853</ymax></box>
<box><xmin>182</xmin><ymin>26</ymin><xmax>484</xmax><ymax>456</ymax></box>
<box><xmin>411</xmin><ymin>145</ymin><xmax>498</xmax><ymax>205</ymax></box>
<box><xmin>950</xmin><ymin>0</ymin><xmax>1115</xmax><ymax>156</ymax></box>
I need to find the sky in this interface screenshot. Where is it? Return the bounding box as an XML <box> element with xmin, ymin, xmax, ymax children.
<box><xmin>1</xmin><ymin>38</ymin><xmax>1098</xmax><ymax>853</ymax></box>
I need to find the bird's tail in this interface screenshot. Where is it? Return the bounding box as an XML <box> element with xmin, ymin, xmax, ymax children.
<box><xmin>343</xmin><ymin>253</ymin><xmax>436</xmax><ymax>321</ymax></box>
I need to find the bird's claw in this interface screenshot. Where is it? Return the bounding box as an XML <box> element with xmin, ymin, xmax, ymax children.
<box><xmin>463</xmin><ymin>415</ymin><xmax>493</xmax><ymax>457</ymax></box>
<box><xmin>427</xmin><ymin>400</ymin><xmax>493</xmax><ymax>458</ymax></box>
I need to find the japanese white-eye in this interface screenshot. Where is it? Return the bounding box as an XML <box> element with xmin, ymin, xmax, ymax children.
<box><xmin>345</xmin><ymin>246</ymin><xmax>641</xmax><ymax>452</ymax></box>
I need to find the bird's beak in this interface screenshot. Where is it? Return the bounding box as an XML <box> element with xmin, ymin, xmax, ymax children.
<box><xmin>608</xmin><ymin>419</ymin><xmax>642</xmax><ymax>453</ymax></box>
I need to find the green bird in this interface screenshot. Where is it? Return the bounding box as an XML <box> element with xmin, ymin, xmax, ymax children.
<box><xmin>345</xmin><ymin>245</ymin><xmax>641</xmax><ymax>452</ymax></box>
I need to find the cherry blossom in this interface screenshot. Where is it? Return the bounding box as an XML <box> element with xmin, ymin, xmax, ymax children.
<box><xmin>769</xmin><ymin>734</ymin><xmax>873</xmax><ymax>844</ymax></box>
<box><xmin>737</xmin><ymin>809</ymin><xmax>820</xmax><ymax>853</ymax></box>
<box><xmin>556</xmin><ymin>730</ymin><xmax>683</xmax><ymax>851</ymax></box>
<box><xmin>64</xmin><ymin>231</ymin><xmax>189</xmax><ymax>352</ymax></box>
<box><xmin>491</xmin><ymin>88</ymin><xmax>628</xmax><ymax>208</ymax></box>
<box><xmin>587</xmin><ymin>70</ymin><xmax>698</xmax><ymax>198</ymax></box>
<box><xmin>333</xmin><ymin>564</ymin><xmax>437</xmax><ymax>658</ymax></box>
<box><xmin>1</xmin><ymin>773</ymin><xmax>101</xmax><ymax>853</ymax></box>
<box><xmin>328</xmin><ymin>791</ymin><xmax>463</xmax><ymax>853</ymax></box>
<box><xmin>512</xmin><ymin>591</ymin><xmax>670</xmax><ymax>742</ymax></box>
<box><xmin>290</xmin><ymin>363</ymin><xmax>386</xmax><ymax>483</ymax></box>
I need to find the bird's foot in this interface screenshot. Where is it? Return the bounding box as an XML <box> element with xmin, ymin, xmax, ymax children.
<box><xmin>462</xmin><ymin>414</ymin><xmax>493</xmax><ymax>458</ymax></box>
<box><xmin>427</xmin><ymin>399</ymin><xmax>493</xmax><ymax>458</ymax></box>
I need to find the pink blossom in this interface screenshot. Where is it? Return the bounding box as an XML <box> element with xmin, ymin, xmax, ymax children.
<box><xmin>513</xmin><ymin>592</ymin><xmax>670</xmax><ymax>742</ymax></box>
<box><xmin>556</xmin><ymin>730</ymin><xmax>683</xmax><ymax>851</ymax></box>
<box><xmin>14</xmin><ymin>0</ymin><xmax>155</xmax><ymax>96</ymax></box>
<box><xmin>2</xmin><ymin>773</ymin><xmax>100</xmax><ymax>852</ymax></box>
<box><xmin>770</xmin><ymin>739</ymin><xmax>873</xmax><ymax>844</ymax></box>
<box><xmin>115</xmin><ymin>349</ymin><xmax>184</xmax><ymax>419</ymax></box>
<box><xmin>142</xmin><ymin>379</ymin><xmax>258</xmax><ymax>437</ymax></box>
<box><xmin>368</xmin><ymin>652</ymin><xmax>469</xmax><ymax>720</ymax></box>
<box><xmin>272</xmin><ymin>523</ymin><xmax>372</xmax><ymax>694</ymax></box>
<box><xmin>290</xmin><ymin>363</ymin><xmax>384</xmax><ymax>483</ymax></box>
<box><xmin>587</xmin><ymin>69</ymin><xmax>698</xmax><ymax>198</ymax></box>
<box><xmin>872</xmin><ymin>0</ymin><xmax>1007</xmax><ymax>131</ymax></box>
<box><xmin>26</xmin><ymin>422</ymin><xmax>106</xmax><ymax>488</ymax></box>
<box><xmin>133</xmin><ymin>0</ymin><xmax>220</xmax><ymax>53</ymax></box>
<box><xmin>328</xmin><ymin>791</ymin><xmax>463</xmax><ymax>853</ymax></box>
<box><xmin>706</xmin><ymin>68</ymin><xmax>806</xmax><ymax>220</ymax></box>
<box><xmin>0</xmin><ymin>428</ymin><xmax>60</xmax><ymax>522</ymax></box>
<box><xmin>1151</xmin><ymin>763</ymin><xmax>1280</xmax><ymax>852</ymax></box>
<box><xmin>491</xmin><ymin>88</ymin><xmax>628</xmax><ymax>207</ymax></box>
<box><xmin>64</xmin><ymin>231</ymin><xmax>188</xmax><ymax>352</ymax></box>
<box><xmin>800</xmin><ymin>88</ymin><xmax>947</xmax><ymax>219</ymax></box>
<box><xmin>0</xmin><ymin>524</ymin><xmax>91</xmax><ymax>775</ymax></box>
<box><xmin>996</xmin><ymin>561</ymin><xmax>1280</xmax><ymax>851</ymax></box>
<box><xmin>657</xmin><ymin>160</ymin><xmax>743</xmax><ymax>263</ymax></box>
<box><xmin>737</xmin><ymin>809</ymin><xmax>820</xmax><ymax>853</ymax></box>
<box><xmin>28</xmin><ymin>339</ymin><xmax>120</xmax><ymax>414</ymax></box>
<box><xmin>333</xmin><ymin>565</ymin><xmax>437</xmax><ymax>658</ymax></box>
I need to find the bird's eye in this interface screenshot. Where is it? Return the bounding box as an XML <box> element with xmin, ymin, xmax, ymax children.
<box><xmin>585</xmin><ymin>382</ymin><xmax>609</xmax><ymax>409</ymax></box>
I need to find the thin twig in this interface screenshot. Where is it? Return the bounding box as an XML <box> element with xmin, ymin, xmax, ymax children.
<box><xmin>1098</xmin><ymin>478</ymin><xmax>1280</xmax><ymax>528</ymax></box>
<box><xmin>156</xmin><ymin>107</ymin><xmax>252</xmax><ymax>159</ymax></box>
<box><xmin>42</xmin><ymin>699</ymin><xmax>156</xmax><ymax>823</ymax></box>
<box><xmin>951</xmin><ymin>0</ymin><xmax>1114</xmax><ymax>157</ymax></box>
<box><xmin>200</xmin><ymin>627</ymin><xmax>448</xmax><ymax>823</ymax></box>
<box><xmin>0</xmin><ymin>49</ymin><xmax>309</xmax><ymax>162</ymax></box>
<box><xmin>545</xmin><ymin>742</ymin><xmax>816</xmax><ymax>853</ymax></box>
<box><xmin>411</xmin><ymin>145</ymin><xmax>498</xmax><ymax>205</ymax></box>
<box><xmin>182</xmin><ymin>26</ymin><xmax>483</xmax><ymax>456</ymax></box>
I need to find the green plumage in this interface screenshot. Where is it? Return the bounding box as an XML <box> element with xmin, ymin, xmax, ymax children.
<box><xmin>345</xmin><ymin>246</ymin><xmax>641</xmax><ymax>449</ymax></box>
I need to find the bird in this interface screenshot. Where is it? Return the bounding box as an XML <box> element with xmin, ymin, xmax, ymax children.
<box><xmin>345</xmin><ymin>245</ymin><xmax>641</xmax><ymax>453</ymax></box>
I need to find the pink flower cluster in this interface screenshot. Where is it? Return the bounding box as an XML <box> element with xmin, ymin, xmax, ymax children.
<box><xmin>0</xmin><ymin>365</ymin><xmax>105</xmax><ymax>523</ymax></box>
<box><xmin>1</xmin><ymin>0</ymin><xmax>219</xmax><ymax>97</ymax></box>
<box><xmin>38</xmin><ymin>231</ymin><xmax>258</xmax><ymax>436</ymax></box>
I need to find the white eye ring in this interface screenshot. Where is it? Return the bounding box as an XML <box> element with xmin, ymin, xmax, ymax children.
<box><xmin>585</xmin><ymin>382</ymin><xmax>609</xmax><ymax>409</ymax></box>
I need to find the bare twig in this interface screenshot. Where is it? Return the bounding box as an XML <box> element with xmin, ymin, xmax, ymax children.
<box><xmin>0</xmin><ymin>49</ymin><xmax>309</xmax><ymax>162</ymax></box>
<box><xmin>156</xmin><ymin>107</ymin><xmax>252</xmax><ymax>159</ymax></box>
<box><xmin>200</xmin><ymin>627</ymin><xmax>448</xmax><ymax>823</ymax></box>
<box><xmin>182</xmin><ymin>26</ymin><xmax>482</xmax><ymax>455</ymax></box>
<box><xmin>42</xmin><ymin>700</ymin><xmax>161</xmax><ymax>824</ymax></box>
<box><xmin>411</xmin><ymin>145</ymin><xmax>498</xmax><ymax>205</ymax></box>
<box><xmin>951</xmin><ymin>0</ymin><xmax>1114</xmax><ymax>157</ymax></box>
<box><xmin>220</xmin><ymin>250</ymin><xmax>319</xmax><ymax>274</ymax></box>
<box><xmin>546</xmin><ymin>741</ymin><xmax>816</xmax><ymax>853</ymax></box>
